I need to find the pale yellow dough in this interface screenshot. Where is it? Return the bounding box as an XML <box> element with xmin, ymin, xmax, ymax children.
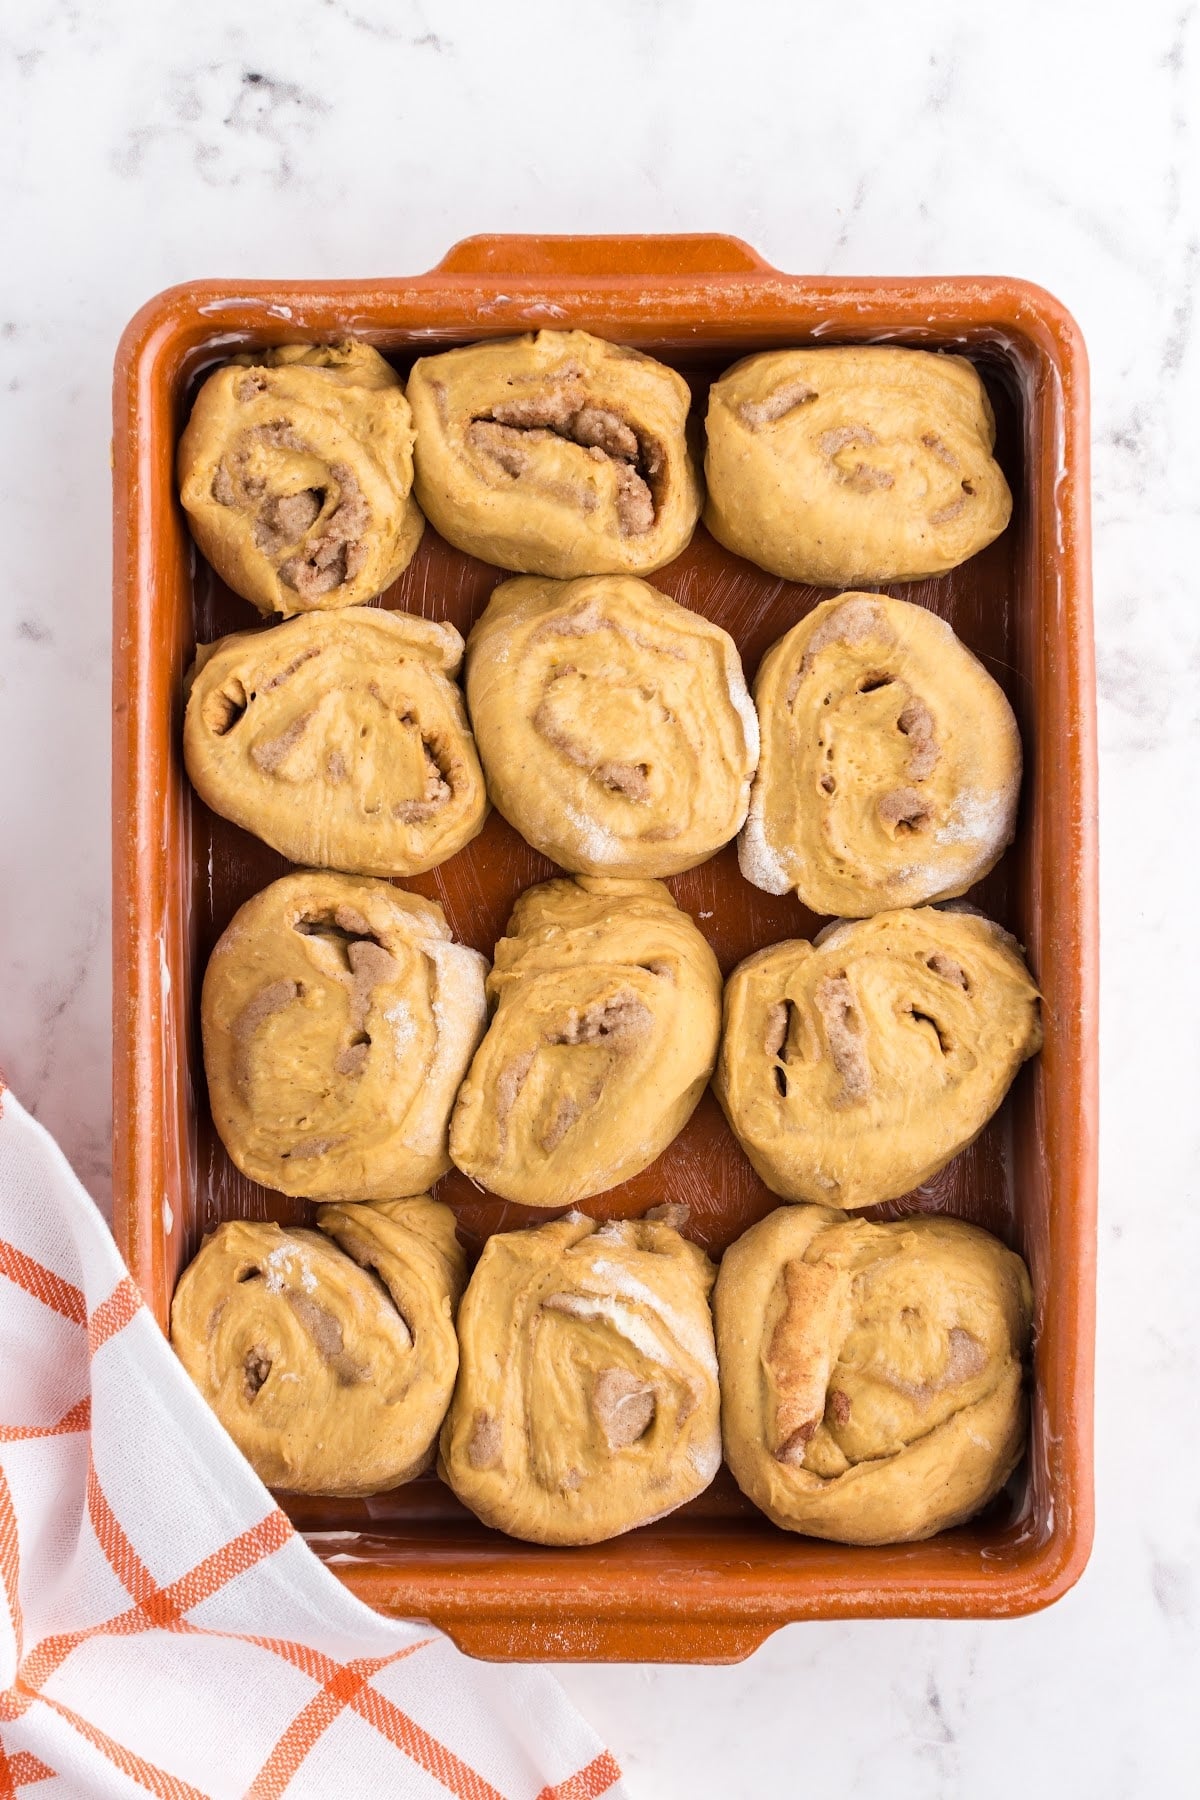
<box><xmin>449</xmin><ymin>878</ymin><xmax>722</xmax><ymax>1206</ymax></box>
<box><xmin>184</xmin><ymin>608</ymin><xmax>488</xmax><ymax>876</ymax></box>
<box><xmin>407</xmin><ymin>330</ymin><xmax>702</xmax><ymax>577</ymax></box>
<box><xmin>715</xmin><ymin>908</ymin><xmax>1041</xmax><ymax>1209</ymax></box>
<box><xmin>440</xmin><ymin>1210</ymin><xmax>721</xmax><ymax>1545</ymax></box>
<box><xmin>715</xmin><ymin>1205</ymin><xmax>1032</xmax><ymax>1544</ymax></box>
<box><xmin>465</xmin><ymin>574</ymin><xmax>758</xmax><ymax>878</ymax></box>
<box><xmin>740</xmin><ymin>593</ymin><xmax>1021</xmax><ymax>915</ymax></box>
<box><xmin>178</xmin><ymin>342</ymin><xmax>424</xmax><ymax>617</ymax></box>
<box><xmin>704</xmin><ymin>346</ymin><xmax>1012</xmax><ymax>585</ymax></box>
<box><xmin>170</xmin><ymin>1201</ymin><xmax>464</xmax><ymax>1496</ymax></box>
<box><xmin>202</xmin><ymin>871</ymin><xmax>488</xmax><ymax>1200</ymax></box>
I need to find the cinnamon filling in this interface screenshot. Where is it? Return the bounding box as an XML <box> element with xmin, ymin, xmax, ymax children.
<box><xmin>818</xmin><ymin>425</ymin><xmax>895</xmax><ymax>493</ymax></box>
<box><xmin>254</xmin><ymin>487</ymin><xmax>323</xmax><ymax>555</ymax></box>
<box><xmin>814</xmin><ymin>975</ymin><xmax>871</xmax><ymax>1104</ymax></box>
<box><xmin>285</xmin><ymin>1291</ymin><xmax>368</xmax><ymax>1385</ymax></box>
<box><xmin>467</xmin><ymin>374</ymin><xmax>663</xmax><ymax>536</ymax></box>
<box><xmin>468</xmin><ymin>1411</ymin><xmax>502</xmax><ymax>1470</ymax></box>
<box><xmin>250</xmin><ymin>710</ymin><xmax>316</xmax><ymax>774</ymax></box>
<box><xmin>494</xmin><ymin>1049</ymin><xmax>535</xmax><ymax>1148</ymax></box>
<box><xmin>896</xmin><ymin>697</ymin><xmax>940</xmax><ymax>780</ymax></box>
<box><xmin>926</xmin><ymin>951</ymin><xmax>969</xmax><ymax>990</ymax></box>
<box><xmin>533</xmin><ymin>691</ymin><xmax>653</xmax><ymax>803</ymax></box>
<box><xmin>740</xmin><ymin>378</ymin><xmax>818</xmax><ymax>428</ymax></box>
<box><xmin>392</xmin><ymin>732</ymin><xmax>454</xmax><ymax>823</ymax></box>
<box><xmin>212</xmin><ymin>419</ymin><xmax>371</xmax><ymax>598</ymax></box>
<box><xmin>243</xmin><ymin>1346</ymin><xmax>272</xmax><ymax>1399</ymax></box>
<box><xmin>546</xmin><ymin>991</ymin><xmax>651</xmax><ymax>1046</ymax></box>
<box><xmin>878</xmin><ymin>786</ymin><xmax>932</xmax><ymax>834</ymax></box>
<box><xmin>278</xmin><ymin>463</ymin><xmax>369</xmax><ymax>599</ymax></box>
<box><xmin>234</xmin><ymin>978</ymin><xmax>300</xmax><ymax>1045</ymax></box>
<box><xmin>592</xmin><ymin>1367</ymin><xmax>656</xmax><ymax>1450</ymax></box>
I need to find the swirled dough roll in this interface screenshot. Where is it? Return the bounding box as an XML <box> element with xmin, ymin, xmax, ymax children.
<box><xmin>715</xmin><ymin>909</ymin><xmax>1041</xmax><ymax>1209</ymax></box>
<box><xmin>170</xmin><ymin>1200</ymin><xmax>465</xmax><ymax>1495</ymax></box>
<box><xmin>440</xmin><ymin>1210</ymin><xmax>721</xmax><ymax>1544</ymax></box>
<box><xmin>184</xmin><ymin>609</ymin><xmax>488</xmax><ymax>876</ymax></box>
<box><xmin>178</xmin><ymin>342</ymin><xmax>424</xmax><ymax>617</ymax></box>
<box><xmin>704</xmin><ymin>346</ymin><xmax>1012</xmax><ymax>585</ymax></box>
<box><xmin>740</xmin><ymin>593</ymin><xmax>1021</xmax><ymax>914</ymax></box>
<box><xmin>465</xmin><ymin>574</ymin><xmax>758</xmax><ymax>877</ymax></box>
<box><xmin>202</xmin><ymin>871</ymin><xmax>488</xmax><ymax>1200</ymax></box>
<box><xmin>449</xmin><ymin>878</ymin><xmax>722</xmax><ymax>1206</ymax></box>
<box><xmin>407</xmin><ymin>330</ymin><xmax>702</xmax><ymax>577</ymax></box>
<box><xmin>715</xmin><ymin>1205</ymin><xmax>1032</xmax><ymax>1544</ymax></box>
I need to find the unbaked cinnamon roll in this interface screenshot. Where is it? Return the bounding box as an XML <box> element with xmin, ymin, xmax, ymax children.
<box><xmin>465</xmin><ymin>574</ymin><xmax>758</xmax><ymax>878</ymax></box>
<box><xmin>407</xmin><ymin>330</ymin><xmax>702</xmax><ymax>577</ymax></box>
<box><xmin>740</xmin><ymin>593</ymin><xmax>1021</xmax><ymax>914</ymax></box>
<box><xmin>184</xmin><ymin>608</ymin><xmax>488</xmax><ymax>876</ymax></box>
<box><xmin>440</xmin><ymin>1210</ymin><xmax>721</xmax><ymax>1544</ymax></box>
<box><xmin>178</xmin><ymin>342</ymin><xmax>424</xmax><ymax>616</ymax></box>
<box><xmin>449</xmin><ymin>877</ymin><xmax>722</xmax><ymax>1206</ymax></box>
<box><xmin>170</xmin><ymin>1200</ymin><xmax>464</xmax><ymax>1495</ymax></box>
<box><xmin>202</xmin><ymin>871</ymin><xmax>488</xmax><ymax>1200</ymax></box>
<box><xmin>715</xmin><ymin>908</ymin><xmax>1041</xmax><ymax>1209</ymax></box>
<box><xmin>704</xmin><ymin>346</ymin><xmax>1011</xmax><ymax>585</ymax></box>
<box><xmin>715</xmin><ymin>1205</ymin><xmax>1032</xmax><ymax>1543</ymax></box>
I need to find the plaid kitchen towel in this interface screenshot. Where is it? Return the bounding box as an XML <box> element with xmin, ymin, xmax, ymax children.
<box><xmin>0</xmin><ymin>1084</ymin><xmax>625</xmax><ymax>1800</ymax></box>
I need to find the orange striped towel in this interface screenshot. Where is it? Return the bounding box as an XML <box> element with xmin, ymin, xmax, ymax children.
<box><xmin>0</xmin><ymin>1084</ymin><xmax>624</xmax><ymax>1800</ymax></box>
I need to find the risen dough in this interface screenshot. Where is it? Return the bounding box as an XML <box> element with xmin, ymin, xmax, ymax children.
<box><xmin>184</xmin><ymin>608</ymin><xmax>488</xmax><ymax>876</ymax></box>
<box><xmin>704</xmin><ymin>346</ymin><xmax>1011</xmax><ymax>585</ymax></box>
<box><xmin>715</xmin><ymin>1205</ymin><xmax>1032</xmax><ymax>1544</ymax></box>
<box><xmin>202</xmin><ymin>871</ymin><xmax>488</xmax><ymax>1200</ymax></box>
<box><xmin>407</xmin><ymin>330</ymin><xmax>702</xmax><ymax>577</ymax></box>
<box><xmin>740</xmin><ymin>592</ymin><xmax>1021</xmax><ymax>915</ymax></box>
<box><xmin>440</xmin><ymin>1210</ymin><xmax>721</xmax><ymax>1544</ymax></box>
<box><xmin>178</xmin><ymin>342</ymin><xmax>424</xmax><ymax>616</ymax></box>
<box><xmin>171</xmin><ymin>1200</ymin><xmax>464</xmax><ymax>1496</ymax></box>
<box><xmin>715</xmin><ymin>908</ymin><xmax>1041</xmax><ymax>1209</ymax></box>
<box><xmin>465</xmin><ymin>574</ymin><xmax>758</xmax><ymax>877</ymax></box>
<box><xmin>449</xmin><ymin>877</ymin><xmax>722</xmax><ymax>1206</ymax></box>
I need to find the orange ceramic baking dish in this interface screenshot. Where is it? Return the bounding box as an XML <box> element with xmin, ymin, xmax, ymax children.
<box><xmin>112</xmin><ymin>235</ymin><xmax>1097</xmax><ymax>1662</ymax></box>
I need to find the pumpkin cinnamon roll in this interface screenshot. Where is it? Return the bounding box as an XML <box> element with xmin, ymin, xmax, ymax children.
<box><xmin>202</xmin><ymin>871</ymin><xmax>488</xmax><ymax>1200</ymax></box>
<box><xmin>441</xmin><ymin>1210</ymin><xmax>721</xmax><ymax>1544</ymax></box>
<box><xmin>407</xmin><ymin>330</ymin><xmax>702</xmax><ymax>577</ymax></box>
<box><xmin>178</xmin><ymin>342</ymin><xmax>424</xmax><ymax>617</ymax></box>
<box><xmin>184</xmin><ymin>608</ymin><xmax>488</xmax><ymax>876</ymax></box>
<box><xmin>171</xmin><ymin>1200</ymin><xmax>465</xmax><ymax>1495</ymax></box>
<box><xmin>465</xmin><ymin>574</ymin><xmax>758</xmax><ymax>878</ymax></box>
<box><xmin>715</xmin><ymin>908</ymin><xmax>1041</xmax><ymax>1209</ymax></box>
<box><xmin>740</xmin><ymin>593</ymin><xmax>1021</xmax><ymax>914</ymax></box>
<box><xmin>704</xmin><ymin>346</ymin><xmax>1011</xmax><ymax>585</ymax></box>
<box><xmin>449</xmin><ymin>877</ymin><xmax>722</xmax><ymax>1206</ymax></box>
<box><xmin>715</xmin><ymin>1205</ymin><xmax>1032</xmax><ymax>1544</ymax></box>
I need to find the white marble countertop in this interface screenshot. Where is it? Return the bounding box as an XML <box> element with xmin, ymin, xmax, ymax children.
<box><xmin>2</xmin><ymin>1</ymin><xmax>1197</xmax><ymax>1793</ymax></box>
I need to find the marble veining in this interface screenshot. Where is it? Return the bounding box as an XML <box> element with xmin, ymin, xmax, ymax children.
<box><xmin>1</xmin><ymin>1</ymin><xmax>1197</xmax><ymax>1794</ymax></box>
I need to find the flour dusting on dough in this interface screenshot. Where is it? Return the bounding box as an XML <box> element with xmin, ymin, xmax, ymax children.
<box><xmin>738</xmin><ymin>791</ymin><xmax>792</xmax><ymax>894</ymax></box>
<box><xmin>936</xmin><ymin>787</ymin><xmax>1009</xmax><ymax>851</ymax></box>
<box><xmin>589</xmin><ymin>1259</ymin><xmax>718</xmax><ymax>1375</ymax></box>
<box><xmin>384</xmin><ymin>999</ymin><xmax>416</xmax><ymax>1057</ymax></box>
<box><xmin>401</xmin><ymin>938</ymin><xmax>488</xmax><ymax>1155</ymax></box>
<box><xmin>562</xmin><ymin>804</ymin><xmax>620</xmax><ymax>866</ymax></box>
<box><xmin>725</xmin><ymin>657</ymin><xmax>761</xmax><ymax>766</ymax></box>
<box><xmin>688</xmin><ymin>1433</ymin><xmax>723</xmax><ymax>1480</ymax></box>
<box><xmin>264</xmin><ymin>1244</ymin><xmax>317</xmax><ymax>1293</ymax></box>
<box><xmin>543</xmin><ymin>1292</ymin><xmax>676</xmax><ymax>1367</ymax></box>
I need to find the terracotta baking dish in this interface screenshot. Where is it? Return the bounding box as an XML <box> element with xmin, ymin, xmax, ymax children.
<box><xmin>112</xmin><ymin>234</ymin><xmax>1097</xmax><ymax>1662</ymax></box>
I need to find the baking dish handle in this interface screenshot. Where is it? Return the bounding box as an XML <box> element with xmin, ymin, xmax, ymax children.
<box><xmin>432</xmin><ymin>233</ymin><xmax>775</xmax><ymax>281</ymax></box>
